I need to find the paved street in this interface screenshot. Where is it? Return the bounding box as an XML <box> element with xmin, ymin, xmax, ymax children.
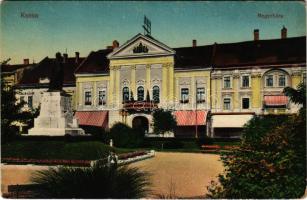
<box><xmin>130</xmin><ymin>152</ymin><xmax>223</xmax><ymax>198</ymax></box>
<box><xmin>1</xmin><ymin>152</ymin><xmax>223</xmax><ymax>198</ymax></box>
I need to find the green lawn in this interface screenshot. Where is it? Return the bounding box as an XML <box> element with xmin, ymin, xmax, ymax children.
<box><xmin>1</xmin><ymin>140</ymin><xmax>131</xmax><ymax>160</ymax></box>
<box><xmin>1</xmin><ymin>139</ymin><xmax>241</xmax><ymax>160</ymax></box>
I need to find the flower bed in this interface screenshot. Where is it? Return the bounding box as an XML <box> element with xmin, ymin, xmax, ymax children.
<box><xmin>201</xmin><ymin>145</ymin><xmax>239</xmax><ymax>153</ymax></box>
<box><xmin>117</xmin><ymin>151</ymin><xmax>147</xmax><ymax>160</ymax></box>
<box><xmin>1</xmin><ymin>157</ymin><xmax>91</xmax><ymax>167</ymax></box>
<box><xmin>2</xmin><ymin>150</ymin><xmax>154</xmax><ymax>167</ymax></box>
<box><xmin>202</xmin><ymin>145</ymin><xmax>221</xmax><ymax>150</ymax></box>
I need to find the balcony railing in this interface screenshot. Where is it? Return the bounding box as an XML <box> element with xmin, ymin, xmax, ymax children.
<box><xmin>122</xmin><ymin>100</ymin><xmax>158</xmax><ymax>112</ymax></box>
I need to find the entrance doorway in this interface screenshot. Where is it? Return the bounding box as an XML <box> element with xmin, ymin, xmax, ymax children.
<box><xmin>132</xmin><ymin>116</ymin><xmax>149</xmax><ymax>134</ymax></box>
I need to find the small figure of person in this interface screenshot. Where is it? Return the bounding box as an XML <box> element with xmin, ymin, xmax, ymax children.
<box><xmin>107</xmin><ymin>151</ymin><xmax>118</xmax><ymax>168</ymax></box>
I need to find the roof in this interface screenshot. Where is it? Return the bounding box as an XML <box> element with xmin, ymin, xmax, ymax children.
<box><xmin>1</xmin><ymin>64</ymin><xmax>32</xmax><ymax>73</ymax></box>
<box><xmin>75</xmin><ymin>49</ymin><xmax>112</xmax><ymax>74</ymax></box>
<box><xmin>18</xmin><ymin>56</ymin><xmax>84</xmax><ymax>87</ymax></box>
<box><xmin>75</xmin><ymin>35</ymin><xmax>305</xmax><ymax>74</ymax></box>
<box><xmin>174</xmin><ymin>45</ymin><xmax>214</xmax><ymax>69</ymax></box>
<box><xmin>212</xmin><ymin>36</ymin><xmax>306</xmax><ymax>68</ymax></box>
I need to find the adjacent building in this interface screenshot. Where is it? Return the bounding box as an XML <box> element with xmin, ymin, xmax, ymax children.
<box><xmin>15</xmin><ymin>53</ymin><xmax>84</xmax><ymax>111</ymax></box>
<box><xmin>73</xmin><ymin>27</ymin><xmax>306</xmax><ymax>138</ymax></box>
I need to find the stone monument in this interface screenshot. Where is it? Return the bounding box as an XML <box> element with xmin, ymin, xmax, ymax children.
<box><xmin>28</xmin><ymin>53</ymin><xmax>85</xmax><ymax>136</ymax></box>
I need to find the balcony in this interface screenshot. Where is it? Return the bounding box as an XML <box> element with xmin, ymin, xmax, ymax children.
<box><xmin>122</xmin><ymin>100</ymin><xmax>158</xmax><ymax>113</ymax></box>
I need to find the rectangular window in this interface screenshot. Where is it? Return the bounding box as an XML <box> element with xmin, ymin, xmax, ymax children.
<box><xmin>196</xmin><ymin>87</ymin><xmax>205</xmax><ymax>103</ymax></box>
<box><xmin>98</xmin><ymin>90</ymin><xmax>106</xmax><ymax>105</ymax></box>
<box><xmin>223</xmin><ymin>98</ymin><xmax>231</xmax><ymax>110</ymax></box>
<box><xmin>85</xmin><ymin>91</ymin><xmax>92</xmax><ymax>105</ymax></box>
<box><xmin>181</xmin><ymin>88</ymin><xmax>189</xmax><ymax>103</ymax></box>
<box><xmin>242</xmin><ymin>98</ymin><xmax>250</xmax><ymax>109</ymax></box>
<box><xmin>242</xmin><ymin>75</ymin><xmax>250</xmax><ymax>87</ymax></box>
<box><xmin>266</xmin><ymin>75</ymin><xmax>274</xmax><ymax>87</ymax></box>
<box><xmin>28</xmin><ymin>96</ymin><xmax>33</xmax><ymax>108</ymax></box>
<box><xmin>224</xmin><ymin>76</ymin><xmax>231</xmax><ymax>88</ymax></box>
<box><xmin>278</xmin><ymin>75</ymin><xmax>286</xmax><ymax>87</ymax></box>
<box><xmin>20</xmin><ymin>96</ymin><xmax>25</xmax><ymax>103</ymax></box>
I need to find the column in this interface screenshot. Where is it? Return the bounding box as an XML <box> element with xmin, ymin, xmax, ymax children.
<box><xmin>175</xmin><ymin>77</ymin><xmax>179</xmax><ymax>103</ymax></box>
<box><xmin>109</xmin><ymin>66</ymin><xmax>115</xmax><ymax>105</ymax></box>
<box><xmin>168</xmin><ymin>63</ymin><xmax>174</xmax><ymax>102</ymax></box>
<box><xmin>291</xmin><ymin>70</ymin><xmax>302</xmax><ymax>89</ymax></box>
<box><xmin>251</xmin><ymin>73</ymin><xmax>261</xmax><ymax>109</ymax></box>
<box><xmin>78</xmin><ymin>82</ymin><xmax>83</xmax><ymax>109</ymax></box>
<box><xmin>146</xmin><ymin>64</ymin><xmax>151</xmax><ymax>94</ymax></box>
<box><xmin>162</xmin><ymin>63</ymin><xmax>168</xmax><ymax>103</ymax></box>
<box><xmin>115</xmin><ymin>66</ymin><xmax>120</xmax><ymax>105</ymax></box>
<box><xmin>191</xmin><ymin>76</ymin><xmax>195</xmax><ymax>107</ymax></box>
<box><xmin>233</xmin><ymin>74</ymin><xmax>240</xmax><ymax>111</ymax></box>
<box><xmin>216</xmin><ymin>75</ymin><xmax>222</xmax><ymax>111</ymax></box>
<box><xmin>131</xmin><ymin>65</ymin><xmax>136</xmax><ymax>99</ymax></box>
<box><xmin>93</xmin><ymin>81</ymin><xmax>97</xmax><ymax>106</ymax></box>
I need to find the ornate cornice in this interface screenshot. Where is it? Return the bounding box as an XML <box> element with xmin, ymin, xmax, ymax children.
<box><xmin>251</xmin><ymin>73</ymin><xmax>262</xmax><ymax>78</ymax></box>
<box><xmin>212</xmin><ymin>74</ymin><xmax>223</xmax><ymax>79</ymax></box>
<box><xmin>233</xmin><ymin>74</ymin><xmax>240</xmax><ymax>79</ymax></box>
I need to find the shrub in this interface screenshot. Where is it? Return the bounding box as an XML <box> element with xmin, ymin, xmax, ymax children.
<box><xmin>31</xmin><ymin>161</ymin><xmax>150</xmax><ymax>198</ymax></box>
<box><xmin>208</xmin><ymin>82</ymin><xmax>306</xmax><ymax>198</ymax></box>
<box><xmin>207</xmin><ymin>113</ymin><xmax>306</xmax><ymax>198</ymax></box>
<box><xmin>152</xmin><ymin>109</ymin><xmax>177</xmax><ymax>135</ymax></box>
<box><xmin>110</xmin><ymin>122</ymin><xmax>143</xmax><ymax>148</ymax></box>
<box><xmin>80</xmin><ymin>125</ymin><xmax>107</xmax><ymax>142</ymax></box>
<box><xmin>241</xmin><ymin>115</ymin><xmax>289</xmax><ymax>147</ymax></box>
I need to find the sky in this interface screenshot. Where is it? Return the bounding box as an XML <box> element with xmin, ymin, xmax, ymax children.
<box><xmin>0</xmin><ymin>1</ymin><xmax>306</xmax><ymax>64</ymax></box>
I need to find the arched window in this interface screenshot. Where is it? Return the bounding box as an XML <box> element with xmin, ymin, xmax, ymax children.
<box><xmin>137</xmin><ymin>86</ymin><xmax>144</xmax><ymax>101</ymax></box>
<box><xmin>122</xmin><ymin>87</ymin><xmax>129</xmax><ymax>102</ymax></box>
<box><xmin>152</xmin><ymin>86</ymin><xmax>160</xmax><ymax>103</ymax></box>
<box><xmin>263</xmin><ymin>70</ymin><xmax>289</xmax><ymax>88</ymax></box>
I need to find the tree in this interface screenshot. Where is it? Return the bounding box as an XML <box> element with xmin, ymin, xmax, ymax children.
<box><xmin>1</xmin><ymin>79</ymin><xmax>34</xmax><ymax>143</ymax></box>
<box><xmin>31</xmin><ymin>161</ymin><xmax>150</xmax><ymax>198</ymax></box>
<box><xmin>283</xmin><ymin>82</ymin><xmax>306</xmax><ymax>108</ymax></box>
<box><xmin>152</xmin><ymin>109</ymin><xmax>177</xmax><ymax>135</ymax></box>
<box><xmin>109</xmin><ymin>122</ymin><xmax>143</xmax><ymax>148</ymax></box>
<box><xmin>207</xmin><ymin>84</ymin><xmax>306</xmax><ymax>198</ymax></box>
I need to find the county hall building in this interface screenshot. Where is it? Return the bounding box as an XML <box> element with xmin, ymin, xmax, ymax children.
<box><xmin>9</xmin><ymin>27</ymin><xmax>306</xmax><ymax>138</ymax></box>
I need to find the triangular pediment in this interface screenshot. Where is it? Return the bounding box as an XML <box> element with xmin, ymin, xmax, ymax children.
<box><xmin>107</xmin><ymin>34</ymin><xmax>175</xmax><ymax>59</ymax></box>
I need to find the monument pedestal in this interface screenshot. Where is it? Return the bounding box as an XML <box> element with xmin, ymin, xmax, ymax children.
<box><xmin>28</xmin><ymin>92</ymin><xmax>85</xmax><ymax>136</ymax></box>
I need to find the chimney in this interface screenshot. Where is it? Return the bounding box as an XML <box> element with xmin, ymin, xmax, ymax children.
<box><xmin>112</xmin><ymin>40</ymin><xmax>119</xmax><ymax>49</ymax></box>
<box><xmin>281</xmin><ymin>26</ymin><xmax>287</xmax><ymax>39</ymax></box>
<box><xmin>254</xmin><ymin>29</ymin><xmax>259</xmax><ymax>41</ymax></box>
<box><xmin>75</xmin><ymin>52</ymin><xmax>80</xmax><ymax>64</ymax></box>
<box><xmin>55</xmin><ymin>52</ymin><xmax>62</xmax><ymax>63</ymax></box>
<box><xmin>192</xmin><ymin>39</ymin><xmax>197</xmax><ymax>47</ymax></box>
<box><xmin>63</xmin><ymin>53</ymin><xmax>68</xmax><ymax>63</ymax></box>
<box><xmin>23</xmin><ymin>58</ymin><xmax>29</xmax><ymax>65</ymax></box>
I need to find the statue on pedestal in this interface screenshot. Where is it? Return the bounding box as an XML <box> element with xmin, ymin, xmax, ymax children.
<box><xmin>48</xmin><ymin>52</ymin><xmax>64</xmax><ymax>92</ymax></box>
<box><xmin>28</xmin><ymin>52</ymin><xmax>85</xmax><ymax>136</ymax></box>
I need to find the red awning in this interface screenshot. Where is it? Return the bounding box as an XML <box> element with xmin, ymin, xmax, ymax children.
<box><xmin>264</xmin><ymin>95</ymin><xmax>288</xmax><ymax>106</ymax></box>
<box><xmin>173</xmin><ymin>110</ymin><xmax>208</xmax><ymax>126</ymax></box>
<box><xmin>75</xmin><ymin>111</ymin><xmax>108</xmax><ymax>128</ymax></box>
